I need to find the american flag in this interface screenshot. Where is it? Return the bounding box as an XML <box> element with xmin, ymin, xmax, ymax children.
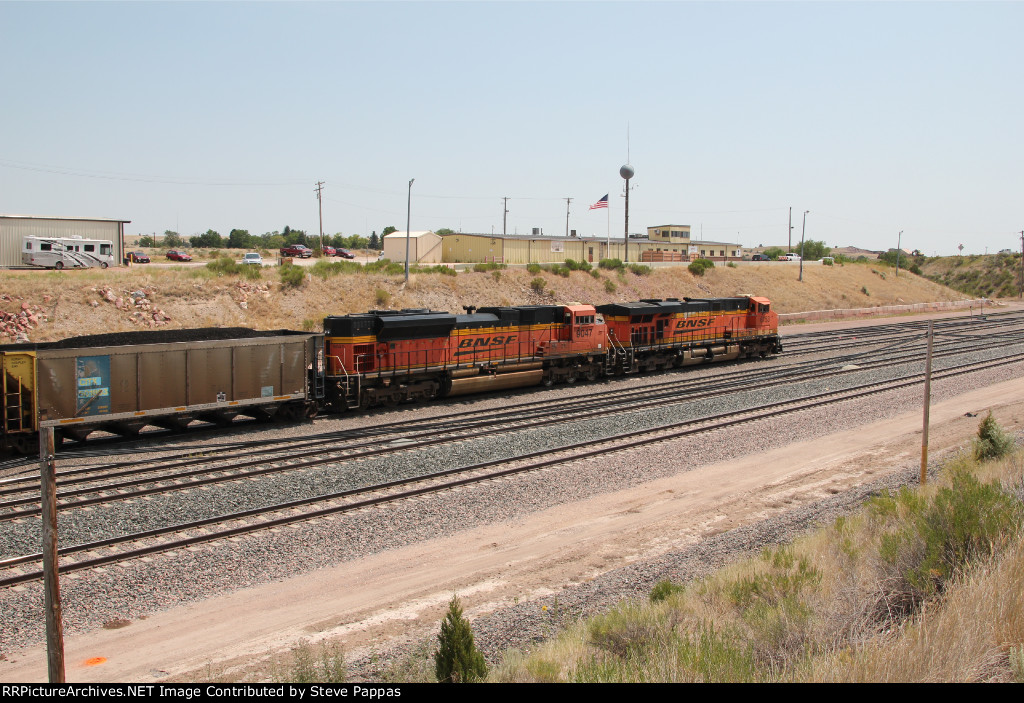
<box><xmin>589</xmin><ymin>194</ymin><xmax>609</xmax><ymax>210</ymax></box>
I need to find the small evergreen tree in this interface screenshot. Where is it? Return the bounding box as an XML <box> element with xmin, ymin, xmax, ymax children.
<box><xmin>974</xmin><ymin>412</ymin><xmax>1015</xmax><ymax>461</ymax></box>
<box><xmin>434</xmin><ymin>595</ymin><xmax>487</xmax><ymax>683</ymax></box>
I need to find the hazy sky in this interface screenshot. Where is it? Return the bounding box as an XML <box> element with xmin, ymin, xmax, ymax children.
<box><xmin>2</xmin><ymin>1</ymin><xmax>1021</xmax><ymax>255</ymax></box>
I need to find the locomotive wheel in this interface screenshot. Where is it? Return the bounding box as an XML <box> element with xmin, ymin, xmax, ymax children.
<box><xmin>565</xmin><ymin>371</ymin><xmax>577</xmax><ymax>384</ymax></box>
<box><xmin>584</xmin><ymin>367</ymin><xmax>598</xmax><ymax>382</ymax></box>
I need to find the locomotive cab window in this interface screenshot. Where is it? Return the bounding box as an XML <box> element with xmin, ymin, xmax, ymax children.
<box><xmin>759</xmin><ymin>304</ymin><xmax>769</xmax><ymax>313</ymax></box>
<box><xmin>576</xmin><ymin>315</ymin><xmax>595</xmax><ymax>325</ymax></box>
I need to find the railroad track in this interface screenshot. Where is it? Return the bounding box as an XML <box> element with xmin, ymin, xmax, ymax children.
<box><xmin>2</xmin><ymin>348</ymin><xmax>1023</xmax><ymax>589</ymax></box>
<box><xmin>2</xmin><ymin>319</ymin><xmax>1020</xmax><ymax>522</ymax></box>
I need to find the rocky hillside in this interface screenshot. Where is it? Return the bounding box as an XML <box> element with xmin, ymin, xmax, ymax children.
<box><xmin>0</xmin><ymin>259</ymin><xmax>970</xmax><ymax>344</ymax></box>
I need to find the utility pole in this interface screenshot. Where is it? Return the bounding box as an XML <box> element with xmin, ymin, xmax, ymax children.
<box><xmin>895</xmin><ymin>230</ymin><xmax>903</xmax><ymax>276</ymax></box>
<box><xmin>1020</xmin><ymin>230</ymin><xmax>1023</xmax><ymax>299</ymax></box>
<box><xmin>405</xmin><ymin>179</ymin><xmax>414</xmax><ymax>283</ymax></box>
<box><xmin>40</xmin><ymin>427</ymin><xmax>65</xmax><ymax>682</ymax></box>
<box><xmin>564</xmin><ymin>198</ymin><xmax>572</xmax><ymax>237</ymax></box>
<box><xmin>921</xmin><ymin>321</ymin><xmax>934</xmax><ymax>486</ymax></box>
<box><xmin>314</xmin><ymin>181</ymin><xmax>324</xmax><ymax>252</ymax></box>
<box><xmin>502</xmin><ymin>197</ymin><xmax>509</xmax><ymax>237</ymax></box>
<box><xmin>788</xmin><ymin>206</ymin><xmax>793</xmax><ymax>253</ymax></box>
<box><xmin>799</xmin><ymin>210</ymin><xmax>809</xmax><ymax>282</ymax></box>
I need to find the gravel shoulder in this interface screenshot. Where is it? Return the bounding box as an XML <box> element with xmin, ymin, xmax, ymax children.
<box><xmin>2</xmin><ymin>361</ymin><xmax>1022</xmax><ymax>683</ymax></box>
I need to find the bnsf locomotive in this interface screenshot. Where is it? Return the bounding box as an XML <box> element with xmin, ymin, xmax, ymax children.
<box><xmin>1</xmin><ymin>296</ymin><xmax>779</xmax><ymax>452</ymax></box>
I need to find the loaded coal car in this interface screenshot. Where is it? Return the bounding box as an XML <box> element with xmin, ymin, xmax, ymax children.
<box><xmin>322</xmin><ymin>303</ymin><xmax>608</xmax><ymax>410</ymax></box>
<box><xmin>596</xmin><ymin>296</ymin><xmax>781</xmax><ymax>374</ymax></box>
<box><xmin>1</xmin><ymin>328</ymin><xmax>324</xmax><ymax>453</ymax></box>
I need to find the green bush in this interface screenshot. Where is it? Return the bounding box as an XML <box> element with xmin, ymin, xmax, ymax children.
<box><xmin>869</xmin><ymin>468</ymin><xmax>1023</xmax><ymax>620</ymax></box>
<box><xmin>650</xmin><ymin>579</ymin><xmax>684</xmax><ymax>603</ymax></box>
<box><xmin>374</xmin><ymin>288</ymin><xmax>391</xmax><ymax>306</ymax></box>
<box><xmin>688</xmin><ymin>259</ymin><xmax>715</xmax><ymax>277</ymax></box>
<box><xmin>526</xmin><ymin>263</ymin><xmax>542</xmax><ymax>274</ymax></box>
<box><xmin>279</xmin><ymin>263</ymin><xmax>306</xmax><ymax>288</ymax></box>
<box><xmin>472</xmin><ymin>262</ymin><xmax>506</xmax><ymax>273</ymax></box>
<box><xmin>530</xmin><ymin>277</ymin><xmax>546</xmax><ymax>293</ymax></box>
<box><xmin>604</xmin><ymin>279</ymin><xmax>617</xmax><ymax>293</ymax></box>
<box><xmin>435</xmin><ymin>595</ymin><xmax>488</xmax><ymax>683</ymax></box>
<box><xmin>598</xmin><ymin>258</ymin><xmax>624</xmax><ymax>271</ymax></box>
<box><xmin>411</xmin><ymin>265</ymin><xmax>457</xmax><ymax>276</ymax></box>
<box><xmin>205</xmin><ymin>256</ymin><xmax>242</xmax><ymax>276</ymax></box>
<box><xmin>627</xmin><ymin>264</ymin><xmax>651</xmax><ymax>276</ymax></box>
<box><xmin>276</xmin><ymin>640</ymin><xmax>346</xmax><ymax>683</ymax></box>
<box><xmin>973</xmin><ymin>412</ymin><xmax>1015</xmax><ymax>461</ymax></box>
<box><xmin>564</xmin><ymin>258</ymin><xmax>592</xmax><ymax>272</ymax></box>
<box><xmin>545</xmin><ymin>264</ymin><xmax>571</xmax><ymax>277</ymax></box>
<box><xmin>589</xmin><ymin>269</ymin><xmax>602</xmax><ymax>279</ymax></box>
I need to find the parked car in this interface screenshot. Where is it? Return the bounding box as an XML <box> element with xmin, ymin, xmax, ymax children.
<box><xmin>781</xmin><ymin>253</ymin><xmax>801</xmax><ymax>261</ymax></box>
<box><xmin>279</xmin><ymin>244</ymin><xmax>313</xmax><ymax>258</ymax></box>
<box><xmin>242</xmin><ymin>252</ymin><xmax>263</xmax><ymax>266</ymax></box>
<box><xmin>337</xmin><ymin>249</ymin><xmax>355</xmax><ymax>259</ymax></box>
<box><xmin>128</xmin><ymin>251</ymin><xmax>150</xmax><ymax>264</ymax></box>
<box><xmin>166</xmin><ymin>250</ymin><xmax>192</xmax><ymax>262</ymax></box>
<box><xmin>751</xmin><ymin>254</ymin><xmax>770</xmax><ymax>261</ymax></box>
<box><xmin>321</xmin><ymin>246</ymin><xmax>337</xmax><ymax>257</ymax></box>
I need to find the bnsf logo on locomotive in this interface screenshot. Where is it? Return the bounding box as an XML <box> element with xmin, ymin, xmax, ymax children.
<box><xmin>675</xmin><ymin>317</ymin><xmax>716</xmax><ymax>330</ymax></box>
<box><xmin>457</xmin><ymin>335</ymin><xmax>517</xmax><ymax>348</ymax></box>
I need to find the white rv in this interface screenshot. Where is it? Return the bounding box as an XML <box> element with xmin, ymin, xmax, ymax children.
<box><xmin>21</xmin><ymin>236</ymin><xmax>115</xmax><ymax>269</ymax></box>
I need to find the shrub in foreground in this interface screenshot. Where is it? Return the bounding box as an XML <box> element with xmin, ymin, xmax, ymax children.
<box><xmin>435</xmin><ymin>595</ymin><xmax>488</xmax><ymax>683</ymax></box>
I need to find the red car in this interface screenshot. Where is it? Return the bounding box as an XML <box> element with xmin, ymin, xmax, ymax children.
<box><xmin>337</xmin><ymin>249</ymin><xmax>355</xmax><ymax>259</ymax></box>
<box><xmin>128</xmin><ymin>251</ymin><xmax>151</xmax><ymax>264</ymax></box>
<box><xmin>280</xmin><ymin>244</ymin><xmax>313</xmax><ymax>258</ymax></box>
<box><xmin>321</xmin><ymin>246</ymin><xmax>337</xmax><ymax>256</ymax></box>
<box><xmin>166</xmin><ymin>250</ymin><xmax>192</xmax><ymax>262</ymax></box>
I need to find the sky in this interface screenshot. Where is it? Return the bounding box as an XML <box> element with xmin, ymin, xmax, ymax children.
<box><xmin>1</xmin><ymin>1</ymin><xmax>1022</xmax><ymax>256</ymax></box>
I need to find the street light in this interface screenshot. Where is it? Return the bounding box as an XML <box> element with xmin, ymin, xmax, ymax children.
<box><xmin>799</xmin><ymin>210</ymin><xmax>809</xmax><ymax>282</ymax></box>
<box><xmin>405</xmin><ymin>178</ymin><xmax>414</xmax><ymax>283</ymax></box>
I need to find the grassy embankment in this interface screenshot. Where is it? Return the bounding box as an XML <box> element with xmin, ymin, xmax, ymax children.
<box><xmin>488</xmin><ymin>416</ymin><xmax>1024</xmax><ymax>683</ymax></box>
<box><xmin>919</xmin><ymin>253</ymin><xmax>1024</xmax><ymax>300</ymax></box>
<box><xmin>0</xmin><ymin>257</ymin><xmax>968</xmax><ymax>343</ymax></box>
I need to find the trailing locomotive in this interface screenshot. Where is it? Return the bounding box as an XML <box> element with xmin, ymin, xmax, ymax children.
<box><xmin>1</xmin><ymin>295</ymin><xmax>779</xmax><ymax>452</ymax></box>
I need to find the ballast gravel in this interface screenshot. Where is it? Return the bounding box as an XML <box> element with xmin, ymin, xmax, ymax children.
<box><xmin>1</xmin><ymin>327</ymin><xmax>1023</xmax><ymax>668</ymax></box>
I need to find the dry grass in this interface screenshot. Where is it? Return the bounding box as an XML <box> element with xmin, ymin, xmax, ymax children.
<box><xmin>492</xmin><ymin>444</ymin><xmax>1024</xmax><ymax>682</ymax></box>
<box><xmin>0</xmin><ymin>259</ymin><xmax>967</xmax><ymax>343</ymax></box>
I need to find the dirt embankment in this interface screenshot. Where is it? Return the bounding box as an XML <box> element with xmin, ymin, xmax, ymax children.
<box><xmin>0</xmin><ymin>260</ymin><xmax>968</xmax><ymax>343</ymax></box>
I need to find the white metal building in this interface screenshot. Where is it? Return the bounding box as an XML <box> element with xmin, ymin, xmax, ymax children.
<box><xmin>1</xmin><ymin>215</ymin><xmax>130</xmax><ymax>268</ymax></box>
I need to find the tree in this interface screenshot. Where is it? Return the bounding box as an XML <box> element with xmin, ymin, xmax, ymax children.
<box><xmin>228</xmin><ymin>229</ymin><xmax>252</xmax><ymax>249</ymax></box>
<box><xmin>381</xmin><ymin>226</ymin><xmax>398</xmax><ymax>238</ymax></box>
<box><xmin>163</xmin><ymin>230</ymin><xmax>185</xmax><ymax>248</ymax></box>
<box><xmin>799</xmin><ymin>240</ymin><xmax>831</xmax><ymax>261</ymax></box>
<box><xmin>435</xmin><ymin>228</ymin><xmax>456</xmax><ymax>236</ymax></box>
<box><xmin>434</xmin><ymin>595</ymin><xmax>487</xmax><ymax>683</ymax></box>
<box><xmin>281</xmin><ymin>226</ymin><xmax>308</xmax><ymax>246</ymax></box>
<box><xmin>190</xmin><ymin>229</ymin><xmax>224</xmax><ymax>248</ymax></box>
<box><xmin>762</xmin><ymin>247</ymin><xmax>786</xmax><ymax>260</ymax></box>
<box><xmin>368</xmin><ymin>232</ymin><xmax>380</xmax><ymax>250</ymax></box>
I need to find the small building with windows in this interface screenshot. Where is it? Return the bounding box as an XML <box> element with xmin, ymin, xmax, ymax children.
<box><xmin>1</xmin><ymin>214</ymin><xmax>130</xmax><ymax>268</ymax></box>
<box><xmin>647</xmin><ymin>224</ymin><xmax>692</xmax><ymax>244</ymax></box>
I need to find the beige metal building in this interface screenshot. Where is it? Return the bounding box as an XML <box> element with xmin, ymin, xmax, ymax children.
<box><xmin>438</xmin><ymin>232</ymin><xmax>742</xmax><ymax>265</ymax></box>
<box><xmin>1</xmin><ymin>215</ymin><xmax>130</xmax><ymax>268</ymax></box>
<box><xmin>382</xmin><ymin>231</ymin><xmax>442</xmax><ymax>264</ymax></box>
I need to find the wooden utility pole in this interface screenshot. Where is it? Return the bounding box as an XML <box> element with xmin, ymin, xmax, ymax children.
<box><xmin>40</xmin><ymin>427</ymin><xmax>65</xmax><ymax>682</ymax></box>
<box><xmin>503</xmin><ymin>197</ymin><xmax>509</xmax><ymax>238</ymax></box>
<box><xmin>920</xmin><ymin>321</ymin><xmax>934</xmax><ymax>486</ymax></box>
<box><xmin>314</xmin><ymin>181</ymin><xmax>325</xmax><ymax>252</ymax></box>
